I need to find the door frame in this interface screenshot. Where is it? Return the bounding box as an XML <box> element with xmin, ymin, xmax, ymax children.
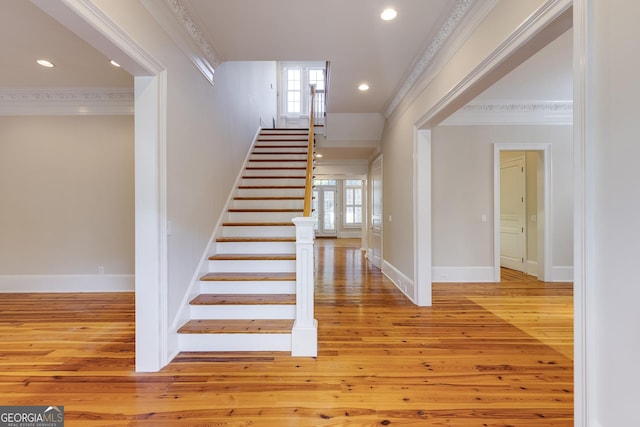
<box><xmin>314</xmin><ymin>184</ymin><xmax>338</xmax><ymax>237</ymax></box>
<box><xmin>368</xmin><ymin>155</ymin><xmax>383</xmax><ymax>268</ymax></box>
<box><xmin>494</xmin><ymin>143</ymin><xmax>552</xmax><ymax>281</ymax></box>
<box><xmin>34</xmin><ymin>0</ymin><xmax>169</xmax><ymax>372</ymax></box>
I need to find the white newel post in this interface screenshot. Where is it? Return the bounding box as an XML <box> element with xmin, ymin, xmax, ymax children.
<box><xmin>291</xmin><ymin>217</ymin><xmax>318</xmax><ymax>356</ymax></box>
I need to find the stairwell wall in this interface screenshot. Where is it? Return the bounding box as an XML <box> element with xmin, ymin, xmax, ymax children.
<box><xmin>58</xmin><ymin>1</ymin><xmax>278</xmax><ymax>326</ymax></box>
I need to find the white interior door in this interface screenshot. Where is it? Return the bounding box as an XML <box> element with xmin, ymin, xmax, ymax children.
<box><xmin>500</xmin><ymin>155</ymin><xmax>526</xmax><ymax>272</ymax></box>
<box><xmin>313</xmin><ymin>186</ymin><xmax>337</xmax><ymax>237</ymax></box>
<box><xmin>369</xmin><ymin>156</ymin><xmax>382</xmax><ymax>268</ymax></box>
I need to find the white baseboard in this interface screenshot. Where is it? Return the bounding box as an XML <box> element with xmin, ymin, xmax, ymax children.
<box><xmin>551</xmin><ymin>266</ymin><xmax>573</xmax><ymax>282</ymax></box>
<box><xmin>432</xmin><ymin>266</ymin><xmax>495</xmax><ymax>283</ymax></box>
<box><xmin>0</xmin><ymin>274</ymin><xmax>134</xmax><ymax>292</ymax></box>
<box><xmin>381</xmin><ymin>260</ymin><xmax>415</xmax><ymax>302</ymax></box>
<box><xmin>337</xmin><ymin>230</ymin><xmax>361</xmax><ymax>238</ymax></box>
<box><xmin>527</xmin><ymin>260</ymin><xmax>538</xmax><ymax>277</ymax></box>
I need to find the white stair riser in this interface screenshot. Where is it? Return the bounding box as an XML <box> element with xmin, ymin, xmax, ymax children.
<box><xmin>190</xmin><ymin>305</ymin><xmax>295</xmax><ymax>320</ymax></box>
<box><xmin>228</xmin><ymin>211</ymin><xmax>301</xmax><ymax>222</ymax></box>
<box><xmin>179</xmin><ymin>333</ymin><xmax>292</xmax><ymax>352</ymax></box>
<box><xmin>258</xmin><ymin>135</ymin><xmax>307</xmax><ymax>139</ymax></box>
<box><xmin>243</xmin><ymin>168</ymin><xmax>306</xmax><ymax>177</ymax></box>
<box><xmin>209</xmin><ymin>259</ymin><xmax>295</xmax><ymax>273</ymax></box>
<box><xmin>241</xmin><ymin>178</ymin><xmax>306</xmax><ymax>187</ymax></box>
<box><xmin>216</xmin><ymin>241</ymin><xmax>296</xmax><ymax>254</ymax></box>
<box><xmin>236</xmin><ymin>188</ymin><xmax>305</xmax><ymax>198</ymax></box>
<box><xmin>253</xmin><ymin>147</ymin><xmax>308</xmax><ymax>153</ymax></box>
<box><xmin>232</xmin><ymin>199</ymin><xmax>303</xmax><ymax>209</ymax></box>
<box><xmin>250</xmin><ymin>154</ymin><xmax>307</xmax><ymax>161</ymax></box>
<box><xmin>199</xmin><ymin>280</ymin><xmax>296</xmax><ymax>294</ymax></box>
<box><xmin>247</xmin><ymin>161</ymin><xmax>307</xmax><ymax>168</ymax></box>
<box><xmin>221</xmin><ymin>225</ymin><xmax>295</xmax><ymax>238</ymax></box>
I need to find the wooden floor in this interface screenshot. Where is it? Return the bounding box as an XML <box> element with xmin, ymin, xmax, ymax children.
<box><xmin>0</xmin><ymin>238</ymin><xmax>573</xmax><ymax>426</ymax></box>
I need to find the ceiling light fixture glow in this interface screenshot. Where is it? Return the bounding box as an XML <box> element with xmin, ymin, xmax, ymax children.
<box><xmin>358</xmin><ymin>83</ymin><xmax>370</xmax><ymax>91</ymax></box>
<box><xmin>380</xmin><ymin>8</ymin><xmax>397</xmax><ymax>21</ymax></box>
<box><xmin>37</xmin><ymin>59</ymin><xmax>55</xmax><ymax>68</ymax></box>
<box><xmin>110</xmin><ymin>60</ymin><xmax>121</xmax><ymax>67</ymax></box>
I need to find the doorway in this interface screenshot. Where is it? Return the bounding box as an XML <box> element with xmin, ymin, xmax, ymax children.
<box><xmin>494</xmin><ymin>144</ymin><xmax>552</xmax><ymax>282</ymax></box>
<box><xmin>313</xmin><ymin>181</ymin><xmax>338</xmax><ymax>237</ymax></box>
<box><xmin>368</xmin><ymin>155</ymin><xmax>383</xmax><ymax>269</ymax></box>
<box><xmin>499</xmin><ymin>152</ymin><xmax>528</xmax><ymax>273</ymax></box>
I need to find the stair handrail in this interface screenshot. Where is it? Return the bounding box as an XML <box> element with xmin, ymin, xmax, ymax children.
<box><xmin>303</xmin><ymin>85</ymin><xmax>316</xmax><ymax>216</ymax></box>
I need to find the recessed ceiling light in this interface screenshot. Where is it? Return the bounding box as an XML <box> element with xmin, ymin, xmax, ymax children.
<box><xmin>380</xmin><ymin>8</ymin><xmax>397</xmax><ymax>21</ymax></box>
<box><xmin>110</xmin><ymin>60</ymin><xmax>121</xmax><ymax>67</ymax></box>
<box><xmin>358</xmin><ymin>83</ymin><xmax>370</xmax><ymax>91</ymax></box>
<box><xmin>36</xmin><ymin>59</ymin><xmax>55</xmax><ymax>68</ymax></box>
<box><xmin>315</xmin><ymin>153</ymin><xmax>323</xmax><ymax>158</ymax></box>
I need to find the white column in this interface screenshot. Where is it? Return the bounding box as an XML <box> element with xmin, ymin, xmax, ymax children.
<box><xmin>291</xmin><ymin>217</ymin><xmax>317</xmax><ymax>357</ymax></box>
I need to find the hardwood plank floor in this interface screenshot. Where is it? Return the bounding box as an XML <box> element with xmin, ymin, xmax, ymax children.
<box><xmin>0</xmin><ymin>239</ymin><xmax>573</xmax><ymax>426</ymax></box>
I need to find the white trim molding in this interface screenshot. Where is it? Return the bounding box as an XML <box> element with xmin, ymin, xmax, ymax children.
<box><xmin>0</xmin><ymin>87</ymin><xmax>134</xmax><ymax>115</ymax></box>
<box><xmin>140</xmin><ymin>0</ymin><xmax>221</xmax><ymax>85</ymax></box>
<box><xmin>385</xmin><ymin>0</ymin><xmax>480</xmax><ymax>118</ymax></box>
<box><xmin>493</xmin><ymin>143</ymin><xmax>553</xmax><ymax>282</ymax></box>
<box><xmin>382</xmin><ymin>260</ymin><xmax>415</xmax><ymax>302</ymax></box>
<box><xmin>431</xmin><ymin>267</ymin><xmax>495</xmax><ymax>283</ymax></box>
<box><xmin>0</xmin><ymin>274</ymin><xmax>134</xmax><ymax>292</ymax></box>
<box><xmin>441</xmin><ymin>100</ymin><xmax>573</xmax><ymax>125</ymax></box>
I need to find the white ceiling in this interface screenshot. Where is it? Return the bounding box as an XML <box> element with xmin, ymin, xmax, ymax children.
<box><xmin>1</xmin><ymin>1</ymin><xmax>571</xmax><ymax>143</ymax></box>
<box><xmin>180</xmin><ymin>0</ymin><xmax>456</xmax><ymax>114</ymax></box>
<box><xmin>0</xmin><ymin>0</ymin><xmax>132</xmax><ymax>88</ymax></box>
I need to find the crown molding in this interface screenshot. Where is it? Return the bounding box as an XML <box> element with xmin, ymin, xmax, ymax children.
<box><xmin>0</xmin><ymin>88</ymin><xmax>134</xmax><ymax>116</ymax></box>
<box><xmin>140</xmin><ymin>0</ymin><xmax>221</xmax><ymax>85</ymax></box>
<box><xmin>385</xmin><ymin>0</ymin><xmax>479</xmax><ymax>118</ymax></box>
<box><xmin>439</xmin><ymin>100</ymin><xmax>573</xmax><ymax>125</ymax></box>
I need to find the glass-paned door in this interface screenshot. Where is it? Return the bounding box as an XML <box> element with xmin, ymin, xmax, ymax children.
<box><xmin>313</xmin><ymin>184</ymin><xmax>337</xmax><ymax>237</ymax></box>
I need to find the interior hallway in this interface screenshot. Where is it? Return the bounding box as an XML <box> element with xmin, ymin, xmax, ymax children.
<box><xmin>0</xmin><ymin>238</ymin><xmax>573</xmax><ymax>425</ymax></box>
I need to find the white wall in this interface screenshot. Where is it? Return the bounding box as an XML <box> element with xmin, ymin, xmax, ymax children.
<box><xmin>589</xmin><ymin>0</ymin><xmax>640</xmax><ymax>424</ymax></box>
<box><xmin>380</xmin><ymin>0</ymin><xmax>549</xmax><ymax>278</ymax></box>
<box><xmin>0</xmin><ymin>115</ymin><xmax>134</xmax><ymax>291</ymax></box>
<box><xmin>431</xmin><ymin>125</ymin><xmax>572</xmax><ymax>278</ymax></box>
<box><xmin>86</xmin><ymin>1</ymin><xmax>278</xmax><ymax>326</ymax></box>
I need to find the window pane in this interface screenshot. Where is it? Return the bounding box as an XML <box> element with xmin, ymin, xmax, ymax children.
<box><xmin>345</xmin><ymin>179</ymin><xmax>362</xmax><ymax>186</ymax></box>
<box><xmin>355</xmin><ymin>207</ymin><xmax>362</xmax><ymax>223</ymax></box>
<box><xmin>355</xmin><ymin>188</ymin><xmax>362</xmax><ymax>205</ymax></box>
<box><xmin>346</xmin><ymin>207</ymin><xmax>354</xmax><ymax>224</ymax></box>
<box><xmin>324</xmin><ymin>191</ymin><xmax>335</xmax><ymax>230</ymax></box>
<box><xmin>313</xmin><ymin>179</ymin><xmax>336</xmax><ymax>186</ymax></box>
<box><xmin>346</xmin><ymin>188</ymin><xmax>354</xmax><ymax>205</ymax></box>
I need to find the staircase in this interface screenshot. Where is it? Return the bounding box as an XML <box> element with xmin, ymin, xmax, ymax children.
<box><xmin>177</xmin><ymin>128</ymin><xmax>311</xmax><ymax>353</ymax></box>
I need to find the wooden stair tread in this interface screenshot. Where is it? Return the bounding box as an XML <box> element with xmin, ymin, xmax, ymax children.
<box><xmin>208</xmin><ymin>254</ymin><xmax>295</xmax><ymax>261</ymax></box>
<box><xmin>200</xmin><ymin>272</ymin><xmax>295</xmax><ymax>281</ymax></box>
<box><xmin>245</xmin><ymin>167</ymin><xmax>307</xmax><ymax>170</ymax></box>
<box><xmin>228</xmin><ymin>208</ymin><xmax>303</xmax><ymax>213</ymax></box>
<box><xmin>242</xmin><ymin>175</ymin><xmax>306</xmax><ymax>179</ymax></box>
<box><xmin>216</xmin><ymin>237</ymin><xmax>295</xmax><ymax>242</ymax></box>
<box><xmin>248</xmin><ymin>159</ymin><xmax>306</xmax><ymax>162</ymax></box>
<box><xmin>233</xmin><ymin>196</ymin><xmax>304</xmax><ymax>200</ymax></box>
<box><xmin>190</xmin><ymin>294</ymin><xmax>295</xmax><ymax>305</ymax></box>
<box><xmin>251</xmin><ymin>152</ymin><xmax>307</xmax><ymax>155</ymax></box>
<box><xmin>238</xmin><ymin>185</ymin><xmax>305</xmax><ymax>189</ymax></box>
<box><xmin>254</xmin><ymin>145</ymin><xmax>308</xmax><ymax>149</ymax></box>
<box><xmin>221</xmin><ymin>222</ymin><xmax>295</xmax><ymax>226</ymax></box>
<box><xmin>178</xmin><ymin>319</ymin><xmax>294</xmax><ymax>334</ymax></box>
